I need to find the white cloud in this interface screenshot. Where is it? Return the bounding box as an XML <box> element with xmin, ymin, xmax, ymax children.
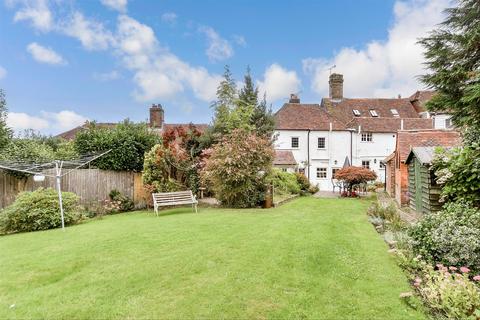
<box><xmin>116</xmin><ymin>15</ymin><xmax>221</xmax><ymax>102</ymax></box>
<box><xmin>6</xmin><ymin>110</ymin><xmax>88</xmax><ymax>132</ymax></box>
<box><xmin>42</xmin><ymin>110</ymin><xmax>88</xmax><ymax>129</ymax></box>
<box><xmin>27</xmin><ymin>42</ymin><xmax>67</xmax><ymax>65</ymax></box>
<box><xmin>10</xmin><ymin>0</ymin><xmax>53</xmax><ymax>32</ymax></box>
<box><xmin>198</xmin><ymin>25</ymin><xmax>234</xmax><ymax>62</ymax></box>
<box><xmin>100</xmin><ymin>0</ymin><xmax>127</xmax><ymax>12</ymax></box>
<box><xmin>257</xmin><ymin>64</ymin><xmax>301</xmax><ymax>102</ymax></box>
<box><xmin>0</xmin><ymin>66</ymin><xmax>6</xmax><ymax>79</ymax></box>
<box><xmin>61</xmin><ymin>11</ymin><xmax>115</xmax><ymax>51</ymax></box>
<box><xmin>6</xmin><ymin>112</ymin><xmax>50</xmax><ymax>131</ymax></box>
<box><xmin>161</xmin><ymin>12</ymin><xmax>177</xmax><ymax>25</ymax></box>
<box><xmin>303</xmin><ymin>0</ymin><xmax>451</xmax><ymax>98</ymax></box>
<box><xmin>93</xmin><ymin>70</ymin><xmax>121</xmax><ymax>81</ymax></box>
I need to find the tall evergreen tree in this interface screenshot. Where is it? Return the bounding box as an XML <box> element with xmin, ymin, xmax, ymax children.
<box><xmin>251</xmin><ymin>93</ymin><xmax>275</xmax><ymax>138</ymax></box>
<box><xmin>420</xmin><ymin>0</ymin><xmax>480</xmax><ymax>136</ymax></box>
<box><xmin>0</xmin><ymin>89</ymin><xmax>12</xmax><ymax>151</ymax></box>
<box><xmin>211</xmin><ymin>65</ymin><xmax>237</xmax><ymax>136</ymax></box>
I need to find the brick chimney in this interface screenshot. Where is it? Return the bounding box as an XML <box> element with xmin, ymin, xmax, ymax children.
<box><xmin>289</xmin><ymin>93</ymin><xmax>300</xmax><ymax>103</ymax></box>
<box><xmin>329</xmin><ymin>73</ymin><xmax>344</xmax><ymax>100</ymax></box>
<box><xmin>149</xmin><ymin>104</ymin><xmax>164</xmax><ymax>129</ymax></box>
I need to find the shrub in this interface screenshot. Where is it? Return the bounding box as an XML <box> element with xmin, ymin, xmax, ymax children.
<box><xmin>416</xmin><ymin>264</ymin><xmax>480</xmax><ymax>319</ymax></box>
<box><xmin>334</xmin><ymin>166</ymin><xmax>377</xmax><ymax>195</ymax></box>
<box><xmin>0</xmin><ymin>188</ymin><xmax>83</xmax><ymax>233</ymax></box>
<box><xmin>408</xmin><ymin>201</ymin><xmax>480</xmax><ymax>271</ymax></box>
<box><xmin>143</xmin><ymin>125</ymin><xmax>204</xmax><ymax>195</ymax></box>
<box><xmin>75</xmin><ymin>120</ymin><xmax>160</xmax><ymax>172</ymax></box>
<box><xmin>269</xmin><ymin>169</ymin><xmax>301</xmax><ymax>195</ymax></box>
<box><xmin>432</xmin><ymin>145</ymin><xmax>480</xmax><ymax>207</ymax></box>
<box><xmin>201</xmin><ymin>129</ymin><xmax>274</xmax><ymax>208</ymax></box>
<box><xmin>108</xmin><ymin>189</ymin><xmax>134</xmax><ymax>212</ymax></box>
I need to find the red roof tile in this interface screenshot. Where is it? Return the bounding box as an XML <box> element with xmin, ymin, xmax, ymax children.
<box><xmin>273</xmin><ymin>150</ymin><xmax>297</xmax><ymax>165</ymax></box>
<box><xmin>275</xmin><ymin>103</ymin><xmax>347</xmax><ymax>130</ymax></box>
<box><xmin>321</xmin><ymin>97</ymin><xmax>420</xmax><ymax>123</ymax></box>
<box><xmin>396</xmin><ymin>130</ymin><xmax>461</xmax><ymax>162</ymax></box>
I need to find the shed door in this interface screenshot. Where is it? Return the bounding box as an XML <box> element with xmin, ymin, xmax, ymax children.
<box><xmin>414</xmin><ymin>159</ymin><xmax>423</xmax><ymax>212</ymax></box>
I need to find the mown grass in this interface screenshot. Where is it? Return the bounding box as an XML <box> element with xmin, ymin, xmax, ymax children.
<box><xmin>0</xmin><ymin>197</ymin><xmax>424</xmax><ymax>319</ymax></box>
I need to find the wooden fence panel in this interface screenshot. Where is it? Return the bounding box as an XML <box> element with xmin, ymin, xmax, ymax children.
<box><xmin>0</xmin><ymin>169</ymin><xmax>146</xmax><ymax>209</ymax></box>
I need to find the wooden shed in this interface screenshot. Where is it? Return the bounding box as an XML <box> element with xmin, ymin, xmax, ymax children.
<box><xmin>405</xmin><ymin>147</ymin><xmax>443</xmax><ymax>214</ymax></box>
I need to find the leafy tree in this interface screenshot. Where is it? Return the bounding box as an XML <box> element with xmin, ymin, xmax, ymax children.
<box><xmin>420</xmin><ymin>0</ymin><xmax>480</xmax><ymax>133</ymax></box>
<box><xmin>143</xmin><ymin>125</ymin><xmax>204</xmax><ymax>194</ymax></box>
<box><xmin>334</xmin><ymin>166</ymin><xmax>377</xmax><ymax>195</ymax></box>
<box><xmin>420</xmin><ymin>0</ymin><xmax>480</xmax><ymax>206</ymax></box>
<box><xmin>74</xmin><ymin>120</ymin><xmax>160</xmax><ymax>172</ymax></box>
<box><xmin>0</xmin><ymin>89</ymin><xmax>12</xmax><ymax>151</ymax></box>
<box><xmin>201</xmin><ymin>128</ymin><xmax>274</xmax><ymax>208</ymax></box>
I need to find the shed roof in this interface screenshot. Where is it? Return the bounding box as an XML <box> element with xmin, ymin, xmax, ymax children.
<box><xmin>405</xmin><ymin>147</ymin><xmax>437</xmax><ymax>165</ymax></box>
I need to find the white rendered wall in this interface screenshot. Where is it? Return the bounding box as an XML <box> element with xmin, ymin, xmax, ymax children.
<box><xmin>274</xmin><ymin>129</ymin><xmax>396</xmax><ymax>190</ymax></box>
<box><xmin>433</xmin><ymin>114</ymin><xmax>453</xmax><ymax>129</ymax></box>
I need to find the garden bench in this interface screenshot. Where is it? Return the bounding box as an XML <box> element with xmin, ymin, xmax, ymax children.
<box><xmin>152</xmin><ymin>190</ymin><xmax>198</xmax><ymax>215</ymax></box>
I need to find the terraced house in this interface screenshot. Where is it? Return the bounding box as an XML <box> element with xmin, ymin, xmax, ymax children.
<box><xmin>273</xmin><ymin>73</ymin><xmax>447</xmax><ymax>191</ymax></box>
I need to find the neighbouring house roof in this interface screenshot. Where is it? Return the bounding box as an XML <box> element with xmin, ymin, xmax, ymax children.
<box><xmin>396</xmin><ymin>130</ymin><xmax>461</xmax><ymax>163</ymax></box>
<box><xmin>273</xmin><ymin>150</ymin><xmax>297</xmax><ymax>166</ymax></box>
<box><xmin>384</xmin><ymin>152</ymin><xmax>395</xmax><ymax>163</ymax></box>
<box><xmin>405</xmin><ymin>146</ymin><xmax>438</xmax><ymax>165</ymax></box>
<box><xmin>274</xmin><ymin>103</ymin><xmax>346</xmax><ymax>130</ymax></box>
<box><xmin>409</xmin><ymin>90</ymin><xmax>436</xmax><ymax>113</ymax></box>
<box><xmin>321</xmin><ymin>97</ymin><xmax>420</xmax><ymax>124</ymax></box>
<box><xmin>348</xmin><ymin>117</ymin><xmax>434</xmax><ymax>133</ymax></box>
<box><xmin>57</xmin><ymin>122</ymin><xmax>209</xmax><ymax>140</ymax></box>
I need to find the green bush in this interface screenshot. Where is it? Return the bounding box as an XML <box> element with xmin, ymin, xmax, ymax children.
<box><xmin>0</xmin><ymin>188</ymin><xmax>83</xmax><ymax>233</ymax></box>
<box><xmin>295</xmin><ymin>173</ymin><xmax>310</xmax><ymax>191</ymax></box>
<box><xmin>270</xmin><ymin>169</ymin><xmax>301</xmax><ymax>195</ymax></box>
<box><xmin>201</xmin><ymin>129</ymin><xmax>274</xmax><ymax>208</ymax></box>
<box><xmin>408</xmin><ymin>201</ymin><xmax>480</xmax><ymax>271</ymax></box>
<box><xmin>108</xmin><ymin>189</ymin><xmax>134</xmax><ymax>212</ymax></box>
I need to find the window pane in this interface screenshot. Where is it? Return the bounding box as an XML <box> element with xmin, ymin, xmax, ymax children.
<box><xmin>291</xmin><ymin>137</ymin><xmax>299</xmax><ymax>148</ymax></box>
<box><xmin>318</xmin><ymin>137</ymin><xmax>325</xmax><ymax>149</ymax></box>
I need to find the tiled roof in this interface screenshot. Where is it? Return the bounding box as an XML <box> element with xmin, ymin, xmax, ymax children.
<box><xmin>409</xmin><ymin>90</ymin><xmax>436</xmax><ymax>113</ymax></box>
<box><xmin>321</xmin><ymin>97</ymin><xmax>420</xmax><ymax>123</ymax></box>
<box><xmin>274</xmin><ymin>103</ymin><xmax>347</xmax><ymax>130</ymax></box>
<box><xmin>57</xmin><ymin>122</ymin><xmax>209</xmax><ymax>140</ymax></box>
<box><xmin>349</xmin><ymin>117</ymin><xmax>434</xmax><ymax>133</ymax></box>
<box><xmin>396</xmin><ymin>130</ymin><xmax>461</xmax><ymax>163</ymax></box>
<box><xmin>273</xmin><ymin>150</ymin><xmax>297</xmax><ymax>165</ymax></box>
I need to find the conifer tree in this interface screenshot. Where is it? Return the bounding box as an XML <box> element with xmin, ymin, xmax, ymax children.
<box><xmin>420</xmin><ymin>0</ymin><xmax>480</xmax><ymax>135</ymax></box>
<box><xmin>211</xmin><ymin>65</ymin><xmax>237</xmax><ymax>136</ymax></box>
<box><xmin>0</xmin><ymin>89</ymin><xmax>12</xmax><ymax>151</ymax></box>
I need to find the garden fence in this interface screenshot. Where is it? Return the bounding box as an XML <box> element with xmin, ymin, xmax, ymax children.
<box><xmin>0</xmin><ymin>169</ymin><xmax>148</xmax><ymax>209</ymax></box>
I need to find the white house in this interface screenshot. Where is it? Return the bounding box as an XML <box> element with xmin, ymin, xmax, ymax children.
<box><xmin>273</xmin><ymin>73</ymin><xmax>435</xmax><ymax>191</ymax></box>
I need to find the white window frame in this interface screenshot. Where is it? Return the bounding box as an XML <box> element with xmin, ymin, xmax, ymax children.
<box><xmin>362</xmin><ymin>160</ymin><xmax>370</xmax><ymax>169</ymax></box>
<box><xmin>390</xmin><ymin>109</ymin><xmax>399</xmax><ymax>117</ymax></box>
<box><xmin>361</xmin><ymin>132</ymin><xmax>373</xmax><ymax>142</ymax></box>
<box><xmin>317</xmin><ymin>137</ymin><xmax>326</xmax><ymax>149</ymax></box>
<box><xmin>316</xmin><ymin>167</ymin><xmax>327</xmax><ymax>179</ymax></box>
<box><xmin>445</xmin><ymin>118</ymin><xmax>452</xmax><ymax>128</ymax></box>
<box><xmin>369</xmin><ymin>110</ymin><xmax>378</xmax><ymax>117</ymax></box>
<box><xmin>291</xmin><ymin>137</ymin><xmax>299</xmax><ymax>149</ymax></box>
<box><xmin>353</xmin><ymin>109</ymin><xmax>361</xmax><ymax>116</ymax></box>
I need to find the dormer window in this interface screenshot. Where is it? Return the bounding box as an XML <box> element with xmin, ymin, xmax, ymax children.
<box><xmin>369</xmin><ymin>109</ymin><xmax>378</xmax><ymax>117</ymax></box>
<box><xmin>390</xmin><ymin>109</ymin><xmax>399</xmax><ymax>117</ymax></box>
<box><xmin>353</xmin><ymin>109</ymin><xmax>361</xmax><ymax>116</ymax></box>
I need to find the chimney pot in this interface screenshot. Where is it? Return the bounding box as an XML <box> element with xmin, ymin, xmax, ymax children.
<box><xmin>329</xmin><ymin>73</ymin><xmax>343</xmax><ymax>100</ymax></box>
<box><xmin>289</xmin><ymin>93</ymin><xmax>300</xmax><ymax>103</ymax></box>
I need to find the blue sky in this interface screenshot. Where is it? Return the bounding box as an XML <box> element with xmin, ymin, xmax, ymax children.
<box><xmin>0</xmin><ymin>0</ymin><xmax>449</xmax><ymax>135</ymax></box>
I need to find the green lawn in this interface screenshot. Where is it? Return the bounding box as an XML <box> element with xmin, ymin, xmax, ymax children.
<box><xmin>0</xmin><ymin>197</ymin><xmax>424</xmax><ymax>319</ymax></box>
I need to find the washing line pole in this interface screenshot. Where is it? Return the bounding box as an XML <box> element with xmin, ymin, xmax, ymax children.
<box><xmin>54</xmin><ymin>160</ymin><xmax>65</xmax><ymax>231</ymax></box>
